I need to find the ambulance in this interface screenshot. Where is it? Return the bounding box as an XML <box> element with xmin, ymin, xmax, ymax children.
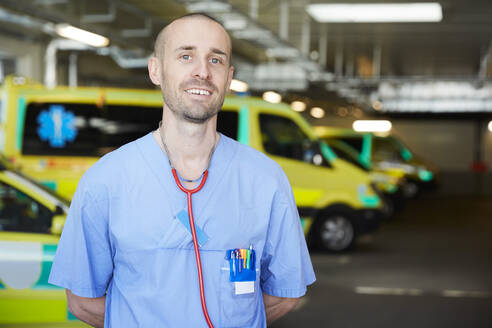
<box><xmin>0</xmin><ymin>76</ymin><xmax>384</xmax><ymax>256</ymax></box>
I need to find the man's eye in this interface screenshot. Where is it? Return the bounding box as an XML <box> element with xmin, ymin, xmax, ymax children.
<box><xmin>181</xmin><ymin>54</ymin><xmax>191</xmax><ymax>60</ymax></box>
<box><xmin>210</xmin><ymin>58</ymin><xmax>221</xmax><ymax>64</ymax></box>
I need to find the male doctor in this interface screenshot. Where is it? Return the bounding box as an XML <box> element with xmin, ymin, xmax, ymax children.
<box><xmin>49</xmin><ymin>13</ymin><xmax>315</xmax><ymax>327</ymax></box>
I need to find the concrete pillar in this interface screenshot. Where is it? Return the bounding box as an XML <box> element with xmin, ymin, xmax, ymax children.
<box><xmin>319</xmin><ymin>25</ymin><xmax>327</xmax><ymax>67</ymax></box>
<box><xmin>373</xmin><ymin>42</ymin><xmax>382</xmax><ymax>78</ymax></box>
<box><xmin>279</xmin><ymin>0</ymin><xmax>289</xmax><ymax>40</ymax></box>
<box><xmin>301</xmin><ymin>15</ymin><xmax>310</xmax><ymax>57</ymax></box>
<box><xmin>250</xmin><ymin>0</ymin><xmax>259</xmax><ymax>20</ymax></box>
<box><xmin>68</xmin><ymin>52</ymin><xmax>78</xmax><ymax>88</ymax></box>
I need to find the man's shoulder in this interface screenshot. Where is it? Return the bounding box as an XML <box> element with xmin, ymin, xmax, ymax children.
<box><xmin>225</xmin><ymin>136</ymin><xmax>282</xmax><ymax>174</ymax></box>
<box><xmin>79</xmin><ymin>134</ymin><xmax>149</xmax><ymax>189</ymax></box>
<box><xmin>223</xmin><ymin>136</ymin><xmax>288</xmax><ymax>189</ymax></box>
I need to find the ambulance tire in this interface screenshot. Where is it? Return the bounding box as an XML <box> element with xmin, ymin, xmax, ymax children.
<box><xmin>402</xmin><ymin>180</ymin><xmax>419</xmax><ymax>199</ymax></box>
<box><xmin>381</xmin><ymin>195</ymin><xmax>395</xmax><ymax>220</ymax></box>
<box><xmin>312</xmin><ymin>210</ymin><xmax>357</xmax><ymax>252</ymax></box>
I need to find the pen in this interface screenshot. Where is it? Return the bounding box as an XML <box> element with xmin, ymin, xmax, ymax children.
<box><xmin>242</xmin><ymin>249</ymin><xmax>247</xmax><ymax>269</ymax></box>
<box><xmin>246</xmin><ymin>249</ymin><xmax>251</xmax><ymax>269</ymax></box>
<box><xmin>236</xmin><ymin>250</ymin><xmax>241</xmax><ymax>272</ymax></box>
<box><xmin>231</xmin><ymin>251</ymin><xmax>236</xmax><ymax>276</ymax></box>
<box><xmin>249</xmin><ymin>244</ymin><xmax>253</xmax><ymax>269</ymax></box>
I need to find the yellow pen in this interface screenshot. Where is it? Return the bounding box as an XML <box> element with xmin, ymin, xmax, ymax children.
<box><xmin>242</xmin><ymin>249</ymin><xmax>247</xmax><ymax>269</ymax></box>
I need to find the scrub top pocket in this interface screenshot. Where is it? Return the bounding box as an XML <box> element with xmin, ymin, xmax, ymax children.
<box><xmin>219</xmin><ymin>265</ymin><xmax>259</xmax><ymax>328</ymax></box>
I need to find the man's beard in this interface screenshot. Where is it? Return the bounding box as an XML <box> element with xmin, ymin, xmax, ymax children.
<box><xmin>162</xmin><ymin>78</ymin><xmax>225</xmax><ymax>124</ymax></box>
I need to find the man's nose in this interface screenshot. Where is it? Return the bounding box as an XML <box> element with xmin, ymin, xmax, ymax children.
<box><xmin>192</xmin><ymin>58</ymin><xmax>211</xmax><ymax>80</ymax></box>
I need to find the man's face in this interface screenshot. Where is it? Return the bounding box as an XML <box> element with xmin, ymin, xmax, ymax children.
<box><xmin>151</xmin><ymin>18</ymin><xmax>234</xmax><ymax>124</ymax></box>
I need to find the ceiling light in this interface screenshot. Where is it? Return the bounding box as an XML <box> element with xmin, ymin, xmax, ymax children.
<box><xmin>56</xmin><ymin>24</ymin><xmax>109</xmax><ymax>47</ymax></box>
<box><xmin>186</xmin><ymin>1</ymin><xmax>231</xmax><ymax>13</ymax></box>
<box><xmin>488</xmin><ymin>121</ymin><xmax>492</xmax><ymax>132</ymax></box>
<box><xmin>230</xmin><ymin>79</ymin><xmax>248</xmax><ymax>92</ymax></box>
<box><xmin>353</xmin><ymin>120</ymin><xmax>392</xmax><ymax>132</ymax></box>
<box><xmin>310</xmin><ymin>107</ymin><xmax>325</xmax><ymax>119</ymax></box>
<box><xmin>291</xmin><ymin>101</ymin><xmax>306</xmax><ymax>112</ymax></box>
<box><xmin>263</xmin><ymin>91</ymin><xmax>282</xmax><ymax>104</ymax></box>
<box><xmin>223</xmin><ymin>17</ymin><xmax>248</xmax><ymax>30</ymax></box>
<box><xmin>306</xmin><ymin>3</ymin><xmax>443</xmax><ymax>23</ymax></box>
<box><xmin>337</xmin><ymin>107</ymin><xmax>348</xmax><ymax>117</ymax></box>
<box><xmin>372</xmin><ymin>101</ymin><xmax>383</xmax><ymax>111</ymax></box>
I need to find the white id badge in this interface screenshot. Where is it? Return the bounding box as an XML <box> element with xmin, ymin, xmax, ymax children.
<box><xmin>234</xmin><ymin>281</ymin><xmax>255</xmax><ymax>295</ymax></box>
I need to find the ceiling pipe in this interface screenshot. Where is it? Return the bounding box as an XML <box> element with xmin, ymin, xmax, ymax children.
<box><xmin>373</xmin><ymin>42</ymin><xmax>382</xmax><ymax>79</ymax></box>
<box><xmin>68</xmin><ymin>52</ymin><xmax>78</xmax><ymax>88</ymax></box>
<box><xmin>45</xmin><ymin>39</ymin><xmax>89</xmax><ymax>88</ymax></box>
<box><xmin>81</xmin><ymin>0</ymin><xmax>116</xmax><ymax>23</ymax></box>
<box><xmin>45</xmin><ymin>39</ymin><xmax>150</xmax><ymax>88</ymax></box>
<box><xmin>0</xmin><ymin>7</ymin><xmax>55</xmax><ymax>33</ymax></box>
<box><xmin>97</xmin><ymin>47</ymin><xmax>150</xmax><ymax>68</ymax></box>
<box><xmin>478</xmin><ymin>40</ymin><xmax>492</xmax><ymax>82</ymax></box>
<box><xmin>119</xmin><ymin>1</ymin><xmax>153</xmax><ymax>38</ymax></box>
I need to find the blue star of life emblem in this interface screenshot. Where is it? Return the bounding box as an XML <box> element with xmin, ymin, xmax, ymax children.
<box><xmin>37</xmin><ymin>105</ymin><xmax>78</xmax><ymax>148</ymax></box>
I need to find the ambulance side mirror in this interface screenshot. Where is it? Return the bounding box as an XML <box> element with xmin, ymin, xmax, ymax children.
<box><xmin>51</xmin><ymin>207</ymin><xmax>66</xmax><ymax>235</ymax></box>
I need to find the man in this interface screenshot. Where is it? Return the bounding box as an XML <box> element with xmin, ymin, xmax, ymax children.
<box><xmin>49</xmin><ymin>13</ymin><xmax>315</xmax><ymax>327</ymax></box>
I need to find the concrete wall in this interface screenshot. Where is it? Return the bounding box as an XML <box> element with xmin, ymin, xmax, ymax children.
<box><xmin>484</xmin><ymin>124</ymin><xmax>492</xmax><ymax>167</ymax></box>
<box><xmin>390</xmin><ymin>120</ymin><xmax>476</xmax><ymax>171</ymax></box>
<box><xmin>310</xmin><ymin>115</ymin><xmax>491</xmax><ymax>172</ymax></box>
<box><xmin>0</xmin><ymin>35</ymin><xmax>44</xmax><ymax>82</ymax></box>
<box><xmin>310</xmin><ymin>115</ymin><xmax>492</xmax><ymax>195</ymax></box>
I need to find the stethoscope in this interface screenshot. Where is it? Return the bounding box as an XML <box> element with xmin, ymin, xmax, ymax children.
<box><xmin>159</xmin><ymin>124</ymin><xmax>216</xmax><ymax>328</ymax></box>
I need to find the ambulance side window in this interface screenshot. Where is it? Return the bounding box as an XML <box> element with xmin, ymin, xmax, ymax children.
<box><xmin>22</xmin><ymin>103</ymin><xmax>161</xmax><ymax>157</ymax></box>
<box><xmin>373</xmin><ymin>137</ymin><xmax>403</xmax><ymax>162</ymax></box>
<box><xmin>259</xmin><ymin>114</ymin><xmax>307</xmax><ymax>161</ymax></box>
<box><xmin>338</xmin><ymin>137</ymin><xmax>363</xmax><ymax>153</ymax></box>
<box><xmin>217</xmin><ymin>111</ymin><xmax>238</xmax><ymax>140</ymax></box>
<box><xmin>0</xmin><ymin>182</ymin><xmax>52</xmax><ymax>233</ymax></box>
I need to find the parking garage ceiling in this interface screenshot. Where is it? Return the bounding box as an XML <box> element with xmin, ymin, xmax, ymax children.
<box><xmin>1</xmin><ymin>0</ymin><xmax>492</xmax><ymax>113</ymax></box>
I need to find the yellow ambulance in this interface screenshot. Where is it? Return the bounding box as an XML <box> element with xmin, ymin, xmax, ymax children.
<box><xmin>317</xmin><ymin>126</ymin><xmax>437</xmax><ymax>198</ymax></box>
<box><xmin>0</xmin><ymin>157</ymin><xmax>90</xmax><ymax>326</ymax></box>
<box><xmin>0</xmin><ymin>75</ymin><xmax>383</xmax><ymax>254</ymax></box>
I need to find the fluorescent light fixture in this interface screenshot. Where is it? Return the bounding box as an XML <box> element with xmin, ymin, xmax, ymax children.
<box><xmin>56</xmin><ymin>24</ymin><xmax>109</xmax><ymax>47</ymax></box>
<box><xmin>488</xmin><ymin>121</ymin><xmax>492</xmax><ymax>132</ymax></box>
<box><xmin>306</xmin><ymin>3</ymin><xmax>443</xmax><ymax>23</ymax></box>
<box><xmin>310</xmin><ymin>107</ymin><xmax>325</xmax><ymax>119</ymax></box>
<box><xmin>223</xmin><ymin>17</ymin><xmax>248</xmax><ymax>30</ymax></box>
<box><xmin>353</xmin><ymin>120</ymin><xmax>392</xmax><ymax>132</ymax></box>
<box><xmin>230</xmin><ymin>79</ymin><xmax>248</xmax><ymax>92</ymax></box>
<box><xmin>291</xmin><ymin>101</ymin><xmax>306</xmax><ymax>112</ymax></box>
<box><xmin>187</xmin><ymin>1</ymin><xmax>231</xmax><ymax>13</ymax></box>
<box><xmin>263</xmin><ymin>91</ymin><xmax>281</xmax><ymax>104</ymax></box>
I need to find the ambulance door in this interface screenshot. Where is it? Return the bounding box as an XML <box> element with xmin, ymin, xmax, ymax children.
<box><xmin>254</xmin><ymin>111</ymin><xmax>334</xmax><ymax>211</ymax></box>
<box><xmin>0</xmin><ymin>180</ymin><xmax>66</xmax><ymax>324</ymax></box>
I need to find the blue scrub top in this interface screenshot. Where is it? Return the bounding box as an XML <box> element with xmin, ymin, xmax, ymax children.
<box><xmin>49</xmin><ymin>133</ymin><xmax>315</xmax><ymax>328</ymax></box>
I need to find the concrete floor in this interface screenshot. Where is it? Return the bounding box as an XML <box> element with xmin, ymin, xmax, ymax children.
<box><xmin>272</xmin><ymin>195</ymin><xmax>492</xmax><ymax>328</ymax></box>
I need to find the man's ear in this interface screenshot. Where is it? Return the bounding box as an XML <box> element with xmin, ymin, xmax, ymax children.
<box><xmin>148</xmin><ymin>56</ymin><xmax>161</xmax><ymax>86</ymax></box>
<box><xmin>226</xmin><ymin>65</ymin><xmax>234</xmax><ymax>91</ymax></box>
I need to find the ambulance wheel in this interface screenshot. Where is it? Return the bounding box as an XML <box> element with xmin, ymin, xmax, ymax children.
<box><xmin>313</xmin><ymin>211</ymin><xmax>356</xmax><ymax>252</ymax></box>
<box><xmin>402</xmin><ymin>180</ymin><xmax>419</xmax><ymax>198</ymax></box>
<box><xmin>381</xmin><ymin>196</ymin><xmax>395</xmax><ymax>220</ymax></box>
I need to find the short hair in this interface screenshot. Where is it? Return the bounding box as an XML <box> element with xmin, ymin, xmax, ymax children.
<box><xmin>153</xmin><ymin>13</ymin><xmax>230</xmax><ymax>62</ymax></box>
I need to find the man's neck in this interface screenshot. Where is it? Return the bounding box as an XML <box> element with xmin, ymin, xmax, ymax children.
<box><xmin>153</xmin><ymin>108</ymin><xmax>218</xmax><ymax>183</ymax></box>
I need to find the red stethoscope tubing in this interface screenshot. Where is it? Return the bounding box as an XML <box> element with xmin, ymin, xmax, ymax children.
<box><xmin>171</xmin><ymin>168</ymin><xmax>214</xmax><ymax>328</ymax></box>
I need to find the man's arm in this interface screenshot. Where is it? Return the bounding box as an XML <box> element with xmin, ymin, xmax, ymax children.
<box><xmin>263</xmin><ymin>293</ymin><xmax>300</xmax><ymax>325</ymax></box>
<box><xmin>66</xmin><ymin>289</ymin><xmax>106</xmax><ymax>328</ymax></box>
